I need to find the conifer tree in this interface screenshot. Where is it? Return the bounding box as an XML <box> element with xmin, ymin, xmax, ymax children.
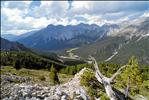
<box><xmin>49</xmin><ymin>64</ymin><xmax>60</xmax><ymax>84</ymax></box>
<box><xmin>13</xmin><ymin>60</ymin><xmax>21</xmax><ymax>70</ymax></box>
<box><xmin>118</xmin><ymin>56</ymin><xmax>142</xmax><ymax>96</ymax></box>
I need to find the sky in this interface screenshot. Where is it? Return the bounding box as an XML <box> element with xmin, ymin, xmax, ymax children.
<box><xmin>1</xmin><ymin>1</ymin><xmax>149</xmax><ymax>35</ymax></box>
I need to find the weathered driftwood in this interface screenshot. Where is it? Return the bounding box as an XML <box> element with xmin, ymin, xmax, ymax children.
<box><xmin>89</xmin><ymin>56</ymin><xmax>127</xmax><ymax>100</ymax></box>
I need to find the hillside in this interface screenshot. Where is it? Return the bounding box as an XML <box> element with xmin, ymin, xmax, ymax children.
<box><xmin>1</xmin><ymin>34</ymin><xmax>18</xmax><ymax>41</ymax></box>
<box><xmin>0</xmin><ymin>37</ymin><xmax>31</xmax><ymax>52</ymax></box>
<box><xmin>1</xmin><ymin>51</ymin><xmax>66</xmax><ymax>70</ymax></box>
<box><xmin>1</xmin><ymin>64</ymin><xmax>148</xmax><ymax>100</ymax></box>
<box><xmin>70</xmin><ymin>17</ymin><xmax>149</xmax><ymax>65</ymax></box>
<box><xmin>1</xmin><ymin>31</ymin><xmax>37</xmax><ymax>41</ymax></box>
<box><xmin>110</xmin><ymin>37</ymin><xmax>149</xmax><ymax>65</ymax></box>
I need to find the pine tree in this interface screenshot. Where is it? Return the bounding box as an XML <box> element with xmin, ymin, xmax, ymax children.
<box><xmin>13</xmin><ymin>60</ymin><xmax>21</xmax><ymax>70</ymax></box>
<box><xmin>49</xmin><ymin>64</ymin><xmax>60</xmax><ymax>84</ymax></box>
<box><xmin>118</xmin><ymin>56</ymin><xmax>142</xmax><ymax>96</ymax></box>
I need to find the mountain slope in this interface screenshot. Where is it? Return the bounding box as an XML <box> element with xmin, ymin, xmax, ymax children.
<box><xmin>72</xmin><ymin>17</ymin><xmax>149</xmax><ymax>65</ymax></box>
<box><xmin>0</xmin><ymin>37</ymin><xmax>86</xmax><ymax>66</ymax></box>
<box><xmin>73</xmin><ymin>36</ymin><xmax>127</xmax><ymax>61</ymax></box>
<box><xmin>0</xmin><ymin>37</ymin><xmax>31</xmax><ymax>52</ymax></box>
<box><xmin>110</xmin><ymin>37</ymin><xmax>149</xmax><ymax>65</ymax></box>
<box><xmin>1</xmin><ymin>31</ymin><xmax>37</xmax><ymax>41</ymax></box>
<box><xmin>1</xmin><ymin>34</ymin><xmax>18</xmax><ymax>41</ymax></box>
<box><xmin>18</xmin><ymin>23</ymin><xmax>119</xmax><ymax>50</ymax></box>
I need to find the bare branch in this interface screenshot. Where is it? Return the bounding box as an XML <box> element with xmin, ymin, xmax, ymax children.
<box><xmin>88</xmin><ymin>56</ymin><xmax>112</xmax><ymax>83</ymax></box>
<box><xmin>95</xmin><ymin>72</ymin><xmax>103</xmax><ymax>83</ymax></box>
<box><xmin>125</xmin><ymin>76</ymin><xmax>130</xmax><ymax>99</ymax></box>
<box><xmin>110</xmin><ymin>65</ymin><xmax>127</xmax><ymax>82</ymax></box>
<box><xmin>88</xmin><ymin>56</ymin><xmax>119</xmax><ymax>99</ymax></box>
<box><xmin>89</xmin><ymin>56</ymin><xmax>105</xmax><ymax>79</ymax></box>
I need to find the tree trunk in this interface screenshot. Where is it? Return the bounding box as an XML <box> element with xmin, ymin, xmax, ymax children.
<box><xmin>95</xmin><ymin>74</ymin><xmax>117</xmax><ymax>100</ymax></box>
<box><xmin>125</xmin><ymin>76</ymin><xmax>130</xmax><ymax>100</ymax></box>
<box><xmin>104</xmin><ymin>83</ymin><xmax>117</xmax><ymax>100</ymax></box>
<box><xmin>89</xmin><ymin>56</ymin><xmax>127</xmax><ymax>100</ymax></box>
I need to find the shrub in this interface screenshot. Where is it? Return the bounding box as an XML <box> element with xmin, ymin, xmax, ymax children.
<box><xmin>39</xmin><ymin>75</ymin><xmax>46</xmax><ymax>81</ymax></box>
<box><xmin>115</xmin><ymin>56</ymin><xmax>143</xmax><ymax>96</ymax></box>
<box><xmin>13</xmin><ymin>60</ymin><xmax>21</xmax><ymax>70</ymax></box>
<box><xmin>80</xmin><ymin>69</ymin><xmax>104</xmax><ymax>99</ymax></box>
<box><xmin>99</xmin><ymin>92</ymin><xmax>109</xmax><ymax>100</ymax></box>
<box><xmin>60</xmin><ymin>63</ymin><xmax>91</xmax><ymax>75</ymax></box>
<box><xmin>49</xmin><ymin>64</ymin><xmax>60</xmax><ymax>85</ymax></box>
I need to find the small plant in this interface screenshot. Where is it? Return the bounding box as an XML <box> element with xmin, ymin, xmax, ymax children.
<box><xmin>99</xmin><ymin>92</ymin><xmax>110</xmax><ymax>100</ymax></box>
<box><xmin>39</xmin><ymin>75</ymin><xmax>46</xmax><ymax>81</ymax></box>
<box><xmin>80</xmin><ymin>69</ymin><xmax>104</xmax><ymax>99</ymax></box>
<box><xmin>80</xmin><ymin>69</ymin><xmax>95</xmax><ymax>87</ymax></box>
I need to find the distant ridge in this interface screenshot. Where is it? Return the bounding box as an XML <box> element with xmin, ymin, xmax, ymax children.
<box><xmin>0</xmin><ymin>37</ymin><xmax>31</xmax><ymax>52</ymax></box>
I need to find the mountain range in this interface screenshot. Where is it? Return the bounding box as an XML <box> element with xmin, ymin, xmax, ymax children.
<box><xmin>17</xmin><ymin>23</ymin><xmax>119</xmax><ymax>50</ymax></box>
<box><xmin>73</xmin><ymin>17</ymin><xmax>149</xmax><ymax>65</ymax></box>
<box><xmin>1</xmin><ymin>17</ymin><xmax>149</xmax><ymax>65</ymax></box>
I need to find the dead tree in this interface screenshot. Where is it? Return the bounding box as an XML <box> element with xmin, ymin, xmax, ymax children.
<box><xmin>89</xmin><ymin>56</ymin><xmax>127</xmax><ymax>100</ymax></box>
<box><xmin>125</xmin><ymin>76</ymin><xmax>130</xmax><ymax>100</ymax></box>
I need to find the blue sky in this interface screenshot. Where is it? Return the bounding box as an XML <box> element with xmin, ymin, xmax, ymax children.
<box><xmin>1</xmin><ymin>1</ymin><xmax>149</xmax><ymax>35</ymax></box>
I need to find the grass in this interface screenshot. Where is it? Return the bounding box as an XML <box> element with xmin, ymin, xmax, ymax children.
<box><xmin>139</xmin><ymin>80</ymin><xmax>149</xmax><ymax>99</ymax></box>
<box><xmin>1</xmin><ymin>66</ymin><xmax>73</xmax><ymax>85</ymax></box>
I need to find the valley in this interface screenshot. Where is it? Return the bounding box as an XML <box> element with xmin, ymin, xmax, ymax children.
<box><xmin>2</xmin><ymin>17</ymin><xmax>148</xmax><ymax>65</ymax></box>
<box><xmin>1</xmin><ymin>1</ymin><xmax>149</xmax><ymax>100</ymax></box>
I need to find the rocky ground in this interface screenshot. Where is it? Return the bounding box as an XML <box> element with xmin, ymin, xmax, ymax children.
<box><xmin>1</xmin><ymin>68</ymin><xmax>89</xmax><ymax>100</ymax></box>
<box><xmin>1</xmin><ymin>67</ymin><xmax>148</xmax><ymax>100</ymax></box>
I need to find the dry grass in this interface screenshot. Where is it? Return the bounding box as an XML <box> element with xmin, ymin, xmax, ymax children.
<box><xmin>1</xmin><ymin>66</ymin><xmax>73</xmax><ymax>85</ymax></box>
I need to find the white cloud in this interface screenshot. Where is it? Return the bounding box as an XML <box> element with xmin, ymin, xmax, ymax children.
<box><xmin>105</xmin><ymin>17</ymin><xmax>129</xmax><ymax>24</ymax></box>
<box><xmin>1</xmin><ymin>1</ymin><xmax>31</xmax><ymax>10</ymax></box>
<box><xmin>74</xmin><ymin>14</ymin><xmax>104</xmax><ymax>26</ymax></box>
<box><xmin>2</xmin><ymin>8</ymin><xmax>23</xmax><ymax>23</ymax></box>
<box><xmin>1</xmin><ymin>1</ymin><xmax>148</xmax><ymax>35</ymax></box>
<box><xmin>5</xmin><ymin>29</ymin><xmax>31</xmax><ymax>36</ymax></box>
<box><xmin>141</xmin><ymin>12</ymin><xmax>149</xmax><ymax>17</ymax></box>
<box><xmin>29</xmin><ymin>1</ymin><xmax>68</xmax><ymax>18</ymax></box>
<box><xmin>70</xmin><ymin>1</ymin><xmax>149</xmax><ymax>17</ymax></box>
